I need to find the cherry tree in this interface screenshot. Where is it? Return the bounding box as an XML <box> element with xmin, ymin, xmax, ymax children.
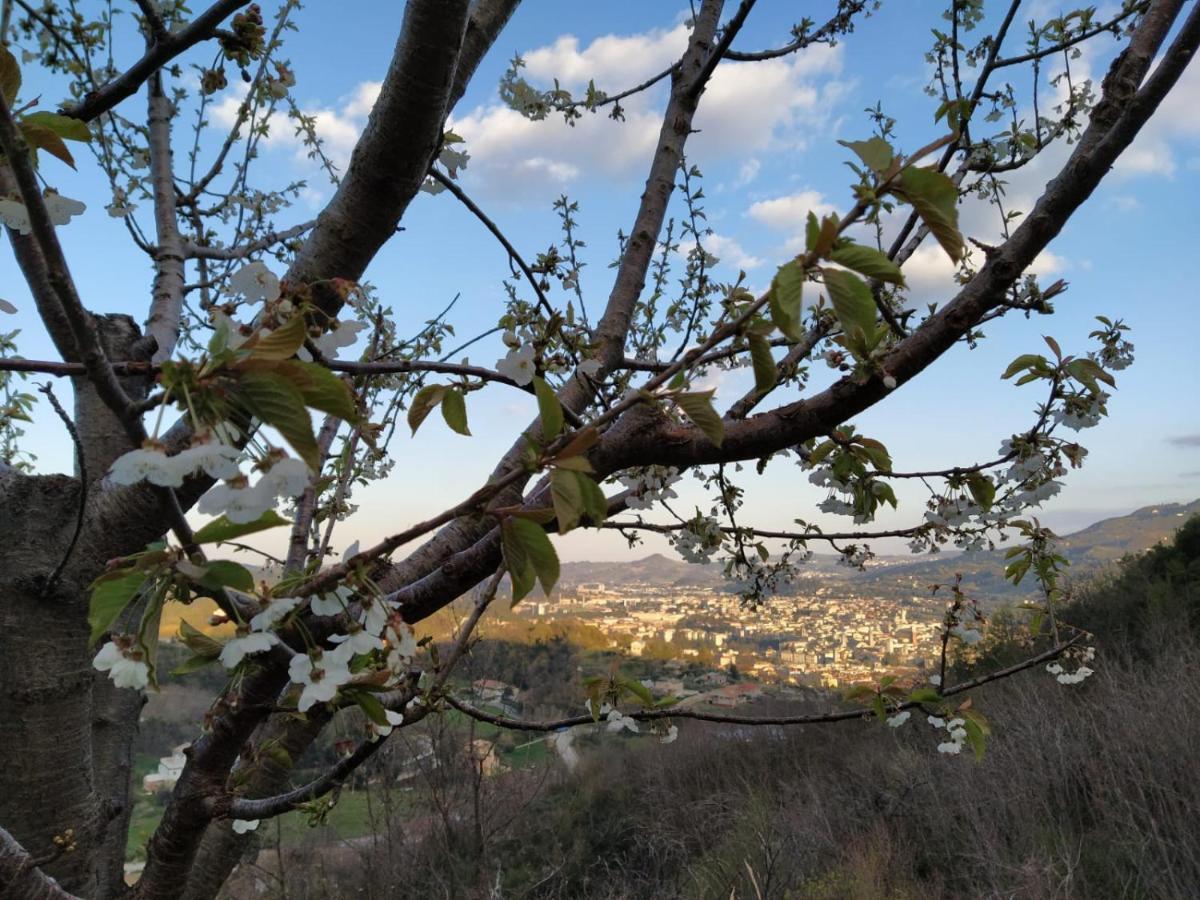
<box><xmin>0</xmin><ymin>0</ymin><xmax>1195</xmax><ymax>897</ymax></box>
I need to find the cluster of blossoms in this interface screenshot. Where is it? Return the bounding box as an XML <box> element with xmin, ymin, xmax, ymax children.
<box><xmin>1055</xmin><ymin>391</ymin><xmax>1108</xmax><ymax>431</ymax></box>
<box><xmin>1047</xmin><ymin>645</ymin><xmax>1096</xmax><ymax>685</ymax></box>
<box><xmin>0</xmin><ymin>190</ymin><xmax>87</xmax><ymax>234</ymax></box>
<box><xmin>928</xmin><ymin>714</ymin><xmax>970</xmax><ymax>754</ymax></box>
<box><xmin>108</xmin><ymin>438</ymin><xmax>242</xmax><ymax>487</ymax></box>
<box><xmin>948</xmin><ymin>603</ymin><xmax>986</xmax><ymax>645</ymax></box>
<box><xmin>836</xmin><ymin>544</ymin><xmax>873</xmax><ymax>569</ymax></box>
<box><xmin>617</xmin><ymin>466</ymin><xmax>682</xmax><ymax>510</ymax></box>
<box><xmin>196</xmin><ymin>454</ymin><xmax>311</xmax><ymax>524</ymax></box>
<box><xmin>670</xmin><ymin>514</ymin><xmax>724</xmax><ymax>564</ymax></box>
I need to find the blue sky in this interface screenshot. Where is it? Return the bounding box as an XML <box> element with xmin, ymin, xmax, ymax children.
<box><xmin>3</xmin><ymin>1</ymin><xmax>1198</xmax><ymax>562</ymax></box>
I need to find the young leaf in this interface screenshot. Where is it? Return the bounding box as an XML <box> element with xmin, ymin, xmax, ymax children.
<box><xmin>178</xmin><ymin>620</ymin><xmax>223</xmax><ymax>658</ymax></box>
<box><xmin>532</xmin><ymin>376</ymin><xmax>563</xmax><ymax>439</ymax></box>
<box><xmin>674</xmin><ymin>391</ymin><xmax>724</xmax><ymax>447</ymax></box>
<box><xmin>501</xmin><ymin>518</ymin><xmax>536</xmax><ymax>604</ymax></box>
<box><xmin>440</xmin><ymin>388</ymin><xmax>470</xmax><ymax>436</ymax></box>
<box><xmin>196</xmin><ymin>560</ymin><xmax>255</xmax><ymax>593</ymax></box>
<box><xmin>193</xmin><ymin>510</ymin><xmax>291</xmax><ymax>544</ymax></box>
<box><xmin>550</xmin><ymin>468</ymin><xmax>584</xmax><ymax>534</ymax></box>
<box><xmin>0</xmin><ymin>46</ymin><xmax>19</xmax><ymax>106</ymax></box>
<box><xmin>246</xmin><ymin>314</ymin><xmax>308</xmax><ymax>360</ymax></box>
<box><xmin>234</xmin><ymin>371</ymin><xmax>319</xmax><ymax>468</ymax></box>
<box><xmin>277</xmin><ymin>360</ymin><xmax>357</xmax><ymax>422</ymax></box>
<box><xmin>407</xmin><ymin>384</ymin><xmax>447</xmax><ymax>435</ymax></box>
<box><xmin>894</xmin><ymin>166</ymin><xmax>963</xmax><ymax>262</ymax></box>
<box><xmin>829</xmin><ymin>243</ymin><xmax>905</xmax><ymax>286</ymax></box>
<box><xmin>838</xmin><ymin>136</ymin><xmax>894</xmax><ymax>173</ymax></box>
<box><xmin>574</xmin><ymin>471</ymin><xmax>609</xmax><ymax>525</ymax></box>
<box><xmin>822</xmin><ymin>268</ymin><xmax>878</xmax><ymax>341</ymax></box>
<box><xmin>507</xmin><ymin>516</ymin><xmax>559</xmax><ymax>597</ymax></box>
<box><xmin>769</xmin><ymin>262</ymin><xmax>805</xmax><ymax>342</ymax></box>
<box><xmin>350</xmin><ymin>690</ymin><xmax>391</xmax><ymax>727</ymax></box>
<box><xmin>747</xmin><ymin>332</ymin><xmax>777</xmax><ymax>394</ymax></box>
<box><xmin>88</xmin><ymin>569</ymin><xmax>148</xmax><ymax>647</ymax></box>
<box><xmin>19</xmin><ymin>122</ymin><xmax>75</xmax><ymax>168</ymax></box>
<box><xmin>555</xmin><ymin>425</ymin><xmax>600</xmax><ymax>461</ymax></box>
<box><xmin>966</xmin><ymin>473</ymin><xmax>996</xmax><ymax>511</ymax></box>
<box><xmin>20</xmin><ymin>111</ymin><xmax>91</xmax><ymax>143</ymax></box>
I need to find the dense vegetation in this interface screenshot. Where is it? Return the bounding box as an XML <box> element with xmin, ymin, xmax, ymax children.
<box><xmin>237</xmin><ymin>517</ymin><xmax>1200</xmax><ymax>899</ymax></box>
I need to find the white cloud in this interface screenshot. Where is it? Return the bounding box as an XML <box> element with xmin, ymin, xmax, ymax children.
<box><xmin>747</xmin><ymin>190</ymin><xmax>835</xmax><ymax>231</ymax></box>
<box><xmin>522</xmin><ymin>25</ymin><xmax>690</xmax><ymax>86</ymax></box>
<box><xmin>705</xmin><ymin>233</ymin><xmax>763</xmax><ymax>270</ymax></box>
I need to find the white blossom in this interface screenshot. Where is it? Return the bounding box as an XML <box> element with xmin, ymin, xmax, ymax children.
<box><xmin>198</xmin><ymin>480</ymin><xmax>275</xmax><ymax>524</ymax></box>
<box><xmin>604</xmin><ymin>710</ymin><xmax>640</xmax><ymax>734</ymax></box>
<box><xmin>328</xmin><ymin>626</ymin><xmax>385</xmax><ymax>662</ymax></box>
<box><xmin>886</xmin><ymin>710</ymin><xmax>911</xmax><ymax>728</ymax></box>
<box><xmin>261</xmin><ymin>456</ymin><xmax>311</xmax><ymax>495</ymax></box>
<box><xmin>93</xmin><ymin>640</ymin><xmax>150</xmax><ymax>690</ymax></box>
<box><xmin>289</xmin><ymin>651</ymin><xmax>353</xmax><ymax>712</ymax></box>
<box><xmin>231</xmin><ymin>819</ymin><xmax>259</xmax><ymax>834</ymax></box>
<box><xmin>0</xmin><ymin>198</ymin><xmax>32</xmax><ymax>234</ymax></box>
<box><xmin>496</xmin><ymin>344</ymin><xmax>537</xmax><ymax>386</ymax></box>
<box><xmin>368</xmin><ymin>709</ymin><xmax>405</xmax><ymax>741</ymax></box>
<box><xmin>660</xmin><ymin>725</ymin><xmax>679</xmax><ymax>744</ymax></box>
<box><xmin>176</xmin><ymin>441</ymin><xmax>241</xmax><ymax>480</ymax></box>
<box><xmin>42</xmin><ymin>192</ymin><xmax>87</xmax><ymax>226</ymax></box>
<box><xmin>228</xmin><ymin>261</ymin><xmax>281</xmax><ymax>302</ymax></box>
<box><xmin>108</xmin><ymin>447</ymin><xmax>189</xmax><ymax>487</ymax></box>
<box><xmin>937</xmin><ymin>740</ymin><xmax>963</xmax><ymax>754</ymax></box>
<box><xmin>219</xmin><ymin>630</ymin><xmax>279</xmax><ymax>668</ymax></box>
<box><xmin>306</xmin><ymin>319</ymin><xmax>366</xmax><ymax>360</ymax></box>
<box><xmin>248</xmin><ymin>596</ymin><xmax>303</xmax><ymax>632</ymax></box>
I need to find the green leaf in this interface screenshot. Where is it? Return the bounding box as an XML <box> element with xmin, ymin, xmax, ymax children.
<box><xmin>674</xmin><ymin>391</ymin><xmax>724</xmax><ymax>448</ymax></box>
<box><xmin>906</xmin><ymin>687</ymin><xmax>942</xmax><ymax>703</ymax></box>
<box><xmin>196</xmin><ymin>560</ymin><xmax>255</xmax><ymax>592</ymax></box>
<box><xmin>172</xmin><ymin>653</ymin><xmax>220</xmax><ymax>676</ymax></box>
<box><xmin>894</xmin><ymin>166</ymin><xmax>963</xmax><ymax>262</ymax></box>
<box><xmin>829</xmin><ymin>243</ymin><xmax>905</xmax><ymax>286</ymax></box>
<box><xmin>966</xmin><ymin>473</ymin><xmax>996</xmax><ymax>511</ymax></box>
<box><xmin>747</xmin><ymin>332</ymin><xmax>777</xmax><ymax>395</ymax></box>
<box><xmin>234</xmin><ymin>371</ymin><xmax>319</xmax><ymax>468</ymax></box>
<box><xmin>20</xmin><ymin>111</ymin><xmax>91</xmax><ymax>143</ymax></box>
<box><xmin>193</xmin><ymin>509</ymin><xmax>292</xmax><ymax>544</ymax></box>
<box><xmin>247</xmin><ymin>315</ymin><xmax>308</xmax><ymax>361</ymax></box>
<box><xmin>961</xmin><ymin>715</ymin><xmax>988</xmax><ymax>761</ymax></box>
<box><xmin>277</xmin><ymin>360</ymin><xmax>357</xmax><ymax>422</ymax></box>
<box><xmin>502</xmin><ymin>516</ymin><xmax>559</xmax><ymax>600</ymax></box>
<box><xmin>178</xmin><ymin>620</ymin><xmax>223</xmax><ymax>658</ymax></box>
<box><xmin>1001</xmin><ymin>353</ymin><xmax>1048</xmax><ymax>380</ymax></box>
<box><xmin>555</xmin><ymin>426</ymin><xmax>600</xmax><ymax>460</ymax></box>
<box><xmin>552</xmin><ymin>455</ymin><xmax>594</xmax><ymax>473</ymax></box>
<box><xmin>20</xmin><ymin>122</ymin><xmax>75</xmax><ymax>168</ymax></box>
<box><xmin>88</xmin><ymin>568</ymin><xmax>148</xmax><ymax>647</ymax></box>
<box><xmin>619</xmin><ymin>677</ymin><xmax>655</xmax><ymax>708</ymax></box>
<box><xmin>574</xmin><ymin>471</ymin><xmax>609</xmax><ymax>525</ymax></box>
<box><xmin>532</xmin><ymin>376</ymin><xmax>563</xmax><ymax>439</ymax></box>
<box><xmin>137</xmin><ymin>597</ymin><xmax>164</xmax><ymax>689</ymax></box>
<box><xmin>440</xmin><ymin>388</ymin><xmax>470</xmax><ymax>436</ymax></box>
<box><xmin>838</xmin><ymin>136</ymin><xmax>894</xmax><ymax>173</ymax></box>
<box><xmin>407</xmin><ymin>384</ymin><xmax>447</xmax><ymax>435</ymax></box>
<box><xmin>550</xmin><ymin>468</ymin><xmax>583</xmax><ymax>534</ymax></box>
<box><xmin>822</xmin><ymin>268</ymin><xmax>878</xmax><ymax>341</ymax></box>
<box><xmin>502</xmin><ymin>519</ymin><xmax>536</xmax><ymax>604</ymax></box>
<box><xmin>350</xmin><ymin>690</ymin><xmax>391</xmax><ymax>727</ymax></box>
<box><xmin>0</xmin><ymin>46</ymin><xmax>19</xmax><ymax>106</ymax></box>
<box><xmin>768</xmin><ymin>262</ymin><xmax>805</xmax><ymax>341</ymax></box>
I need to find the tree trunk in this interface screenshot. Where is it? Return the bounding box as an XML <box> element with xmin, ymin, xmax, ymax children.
<box><xmin>0</xmin><ymin>474</ymin><xmax>100</xmax><ymax>896</ymax></box>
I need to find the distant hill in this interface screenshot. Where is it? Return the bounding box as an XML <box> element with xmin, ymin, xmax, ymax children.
<box><xmin>558</xmin><ymin>500</ymin><xmax>1200</xmax><ymax>599</ymax></box>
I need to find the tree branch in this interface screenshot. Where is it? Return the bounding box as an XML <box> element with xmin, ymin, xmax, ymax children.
<box><xmin>61</xmin><ymin>0</ymin><xmax>251</xmax><ymax>122</ymax></box>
